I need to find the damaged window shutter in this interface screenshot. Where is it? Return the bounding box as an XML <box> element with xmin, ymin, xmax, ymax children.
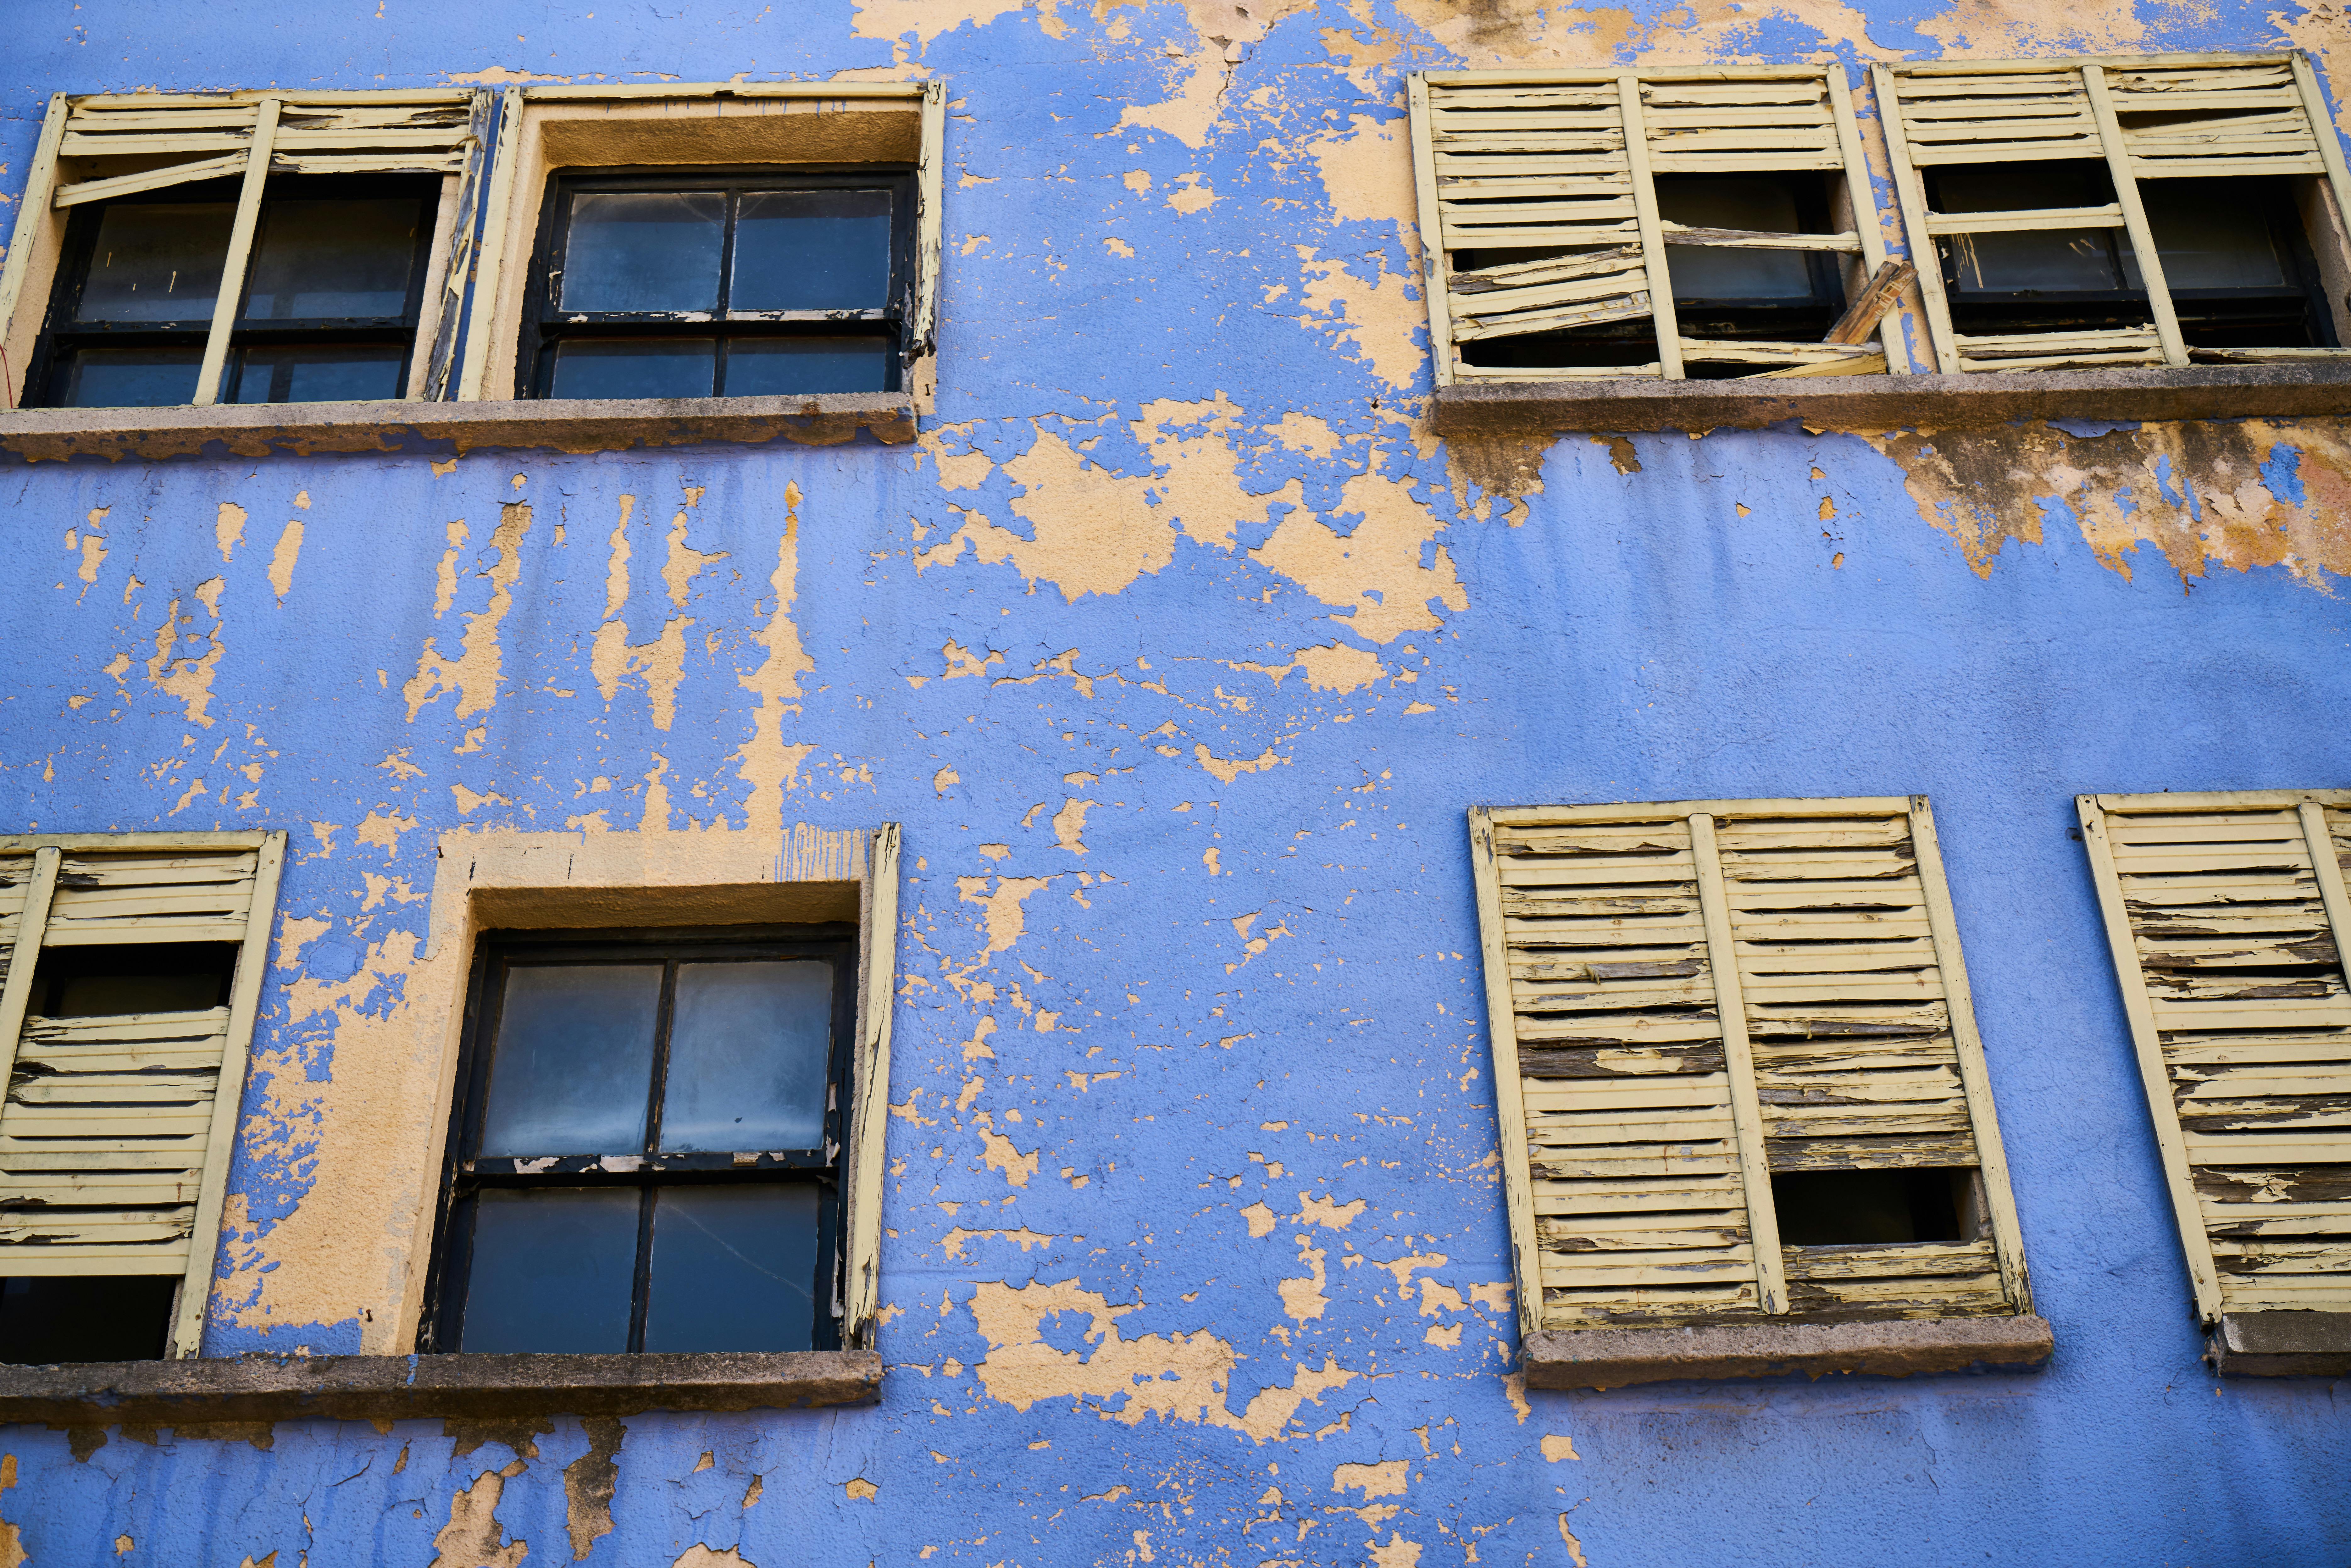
<box><xmin>0</xmin><ymin>833</ymin><xmax>286</xmax><ymax>1358</ymax></box>
<box><xmin>840</xmin><ymin>822</ymin><xmax>902</xmax><ymax>1349</ymax></box>
<box><xmin>1876</xmin><ymin>52</ymin><xmax>2351</xmax><ymax>374</ymax></box>
<box><xmin>2077</xmin><ymin>793</ymin><xmax>2351</xmax><ymax>1324</ymax></box>
<box><xmin>1408</xmin><ymin>67</ymin><xmax>1898</xmax><ymax>385</ymax></box>
<box><xmin>1469</xmin><ymin>798</ymin><xmax>2032</xmax><ymax>1336</ymax></box>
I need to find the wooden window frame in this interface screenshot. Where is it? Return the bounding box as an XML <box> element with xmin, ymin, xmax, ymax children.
<box><xmin>1876</xmin><ymin>51</ymin><xmax>2351</xmax><ymax>374</ymax></box>
<box><xmin>1468</xmin><ymin>796</ymin><xmax>2034</xmax><ymax>1344</ymax></box>
<box><xmin>1408</xmin><ymin>65</ymin><xmax>1904</xmax><ymax>386</ymax></box>
<box><xmin>457</xmin><ymin>81</ymin><xmax>946</xmax><ymax>411</ymax></box>
<box><xmin>0</xmin><ymin>830</ymin><xmax>286</xmax><ymax>1360</ymax></box>
<box><xmin>0</xmin><ymin>90</ymin><xmax>490</xmax><ymax>409</ymax></box>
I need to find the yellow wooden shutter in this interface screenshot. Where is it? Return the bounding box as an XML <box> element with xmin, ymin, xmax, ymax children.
<box><xmin>2078</xmin><ymin>792</ymin><xmax>2351</xmax><ymax>1323</ymax></box>
<box><xmin>1876</xmin><ymin>52</ymin><xmax>2351</xmax><ymax>375</ymax></box>
<box><xmin>1471</xmin><ymin>797</ymin><xmax>2031</xmax><ymax>1338</ymax></box>
<box><xmin>841</xmin><ymin>823</ymin><xmax>902</xmax><ymax>1348</ymax></box>
<box><xmin>0</xmin><ymin>832</ymin><xmax>285</xmax><ymax>1358</ymax></box>
<box><xmin>1409</xmin><ymin>67</ymin><xmax>1895</xmax><ymax>386</ymax></box>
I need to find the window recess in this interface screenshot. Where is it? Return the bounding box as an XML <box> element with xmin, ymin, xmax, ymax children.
<box><xmin>0</xmin><ymin>833</ymin><xmax>286</xmax><ymax>1363</ymax></box>
<box><xmin>1409</xmin><ymin>68</ymin><xmax>1906</xmax><ymax>385</ymax></box>
<box><xmin>1876</xmin><ymin>53</ymin><xmax>2351</xmax><ymax>374</ymax></box>
<box><xmin>1467</xmin><ymin>798</ymin><xmax>2035</xmax><ymax>1343</ymax></box>
<box><xmin>0</xmin><ymin>90</ymin><xmax>491</xmax><ymax>409</ymax></box>
<box><xmin>2077</xmin><ymin>792</ymin><xmax>2351</xmax><ymax>1357</ymax></box>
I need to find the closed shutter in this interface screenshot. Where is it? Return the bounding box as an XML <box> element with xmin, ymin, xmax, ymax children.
<box><xmin>2077</xmin><ymin>792</ymin><xmax>2351</xmax><ymax>1322</ymax></box>
<box><xmin>0</xmin><ymin>832</ymin><xmax>285</xmax><ymax>1358</ymax></box>
<box><xmin>1408</xmin><ymin>67</ymin><xmax>1898</xmax><ymax>385</ymax></box>
<box><xmin>840</xmin><ymin>823</ymin><xmax>902</xmax><ymax>1349</ymax></box>
<box><xmin>1469</xmin><ymin>797</ymin><xmax>2031</xmax><ymax>1338</ymax></box>
<box><xmin>1875</xmin><ymin>52</ymin><xmax>2351</xmax><ymax>374</ymax></box>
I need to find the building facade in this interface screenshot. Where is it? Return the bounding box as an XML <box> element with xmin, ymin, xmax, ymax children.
<box><xmin>2</xmin><ymin>0</ymin><xmax>2349</xmax><ymax>1562</ymax></box>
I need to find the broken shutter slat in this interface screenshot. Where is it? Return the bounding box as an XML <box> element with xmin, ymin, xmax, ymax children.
<box><xmin>1616</xmin><ymin>75</ymin><xmax>1683</xmax><ymax>379</ymax></box>
<box><xmin>841</xmin><ymin>823</ymin><xmax>903</xmax><ymax>1349</ymax></box>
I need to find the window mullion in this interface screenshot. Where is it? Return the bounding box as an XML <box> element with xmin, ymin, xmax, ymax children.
<box><xmin>2081</xmin><ymin>65</ymin><xmax>2190</xmax><ymax>368</ymax></box>
<box><xmin>191</xmin><ymin>97</ymin><xmax>280</xmax><ymax>407</ymax></box>
<box><xmin>1686</xmin><ymin>811</ymin><xmax>1787</xmax><ymax>1315</ymax></box>
<box><xmin>1615</xmin><ymin>74</ymin><xmax>1683</xmax><ymax>380</ymax></box>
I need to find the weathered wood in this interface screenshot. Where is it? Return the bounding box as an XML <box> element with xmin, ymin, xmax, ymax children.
<box><xmin>912</xmin><ymin>78</ymin><xmax>946</xmax><ymax>383</ymax></box>
<box><xmin>842</xmin><ymin>825</ymin><xmax>901</xmax><ymax>1350</ymax></box>
<box><xmin>455</xmin><ymin>85</ymin><xmax>525</xmax><ymax>402</ymax></box>
<box><xmin>189</xmin><ymin>98</ymin><xmax>280</xmax><ymax>408</ymax></box>
<box><xmin>0</xmin><ymin>92</ymin><xmax>69</xmax><ymax>403</ymax></box>
<box><xmin>1873</xmin><ymin>64</ymin><xmax>1962</xmax><ymax>375</ymax></box>
<box><xmin>2081</xmin><ymin>66</ymin><xmax>2189</xmax><ymax>369</ymax></box>
<box><xmin>1615</xmin><ymin>74</ymin><xmax>1679</xmax><ymax>380</ymax></box>
<box><xmin>1470</xmin><ymin>808</ymin><xmax>1547</xmax><ymax>1338</ymax></box>
<box><xmin>1825</xmin><ymin>259</ymin><xmax>1918</xmax><ymax>346</ymax></box>
<box><xmin>1687</xmin><ymin>813</ymin><xmax>1783</xmax><ymax>1314</ymax></box>
<box><xmin>0</xmin><ymin>849</ymin><xmax>62</xmax><ymax>1103</ymax></box>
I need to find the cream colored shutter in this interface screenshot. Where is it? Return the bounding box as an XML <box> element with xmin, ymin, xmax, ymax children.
<box><xmin>1877</xmin><ymin>52</ymin><xmax>2351</xmax><ymax>374</ymax></box>
<box><xmin>0</xmin><ymin>832</ymin><xmax>285</xmax><ymax>1357</ymax></box>
<box><xmin>841</xmin><ymin>823</ymin><xmax>902</xmax><ymax>1348</ymax></box>
<box><xmin>1410</xmin><ymin>68</ymin><xmax>1891</xmax><ymax>386</ymax></box>
<box><xmin>2078</xmin><ymin>792</ymin><xmax>2351</xmax><ymax>1322</ymax></box>
<box><xmin>1471</xmin><ymin>797</ymin><xmax>2031</xmax><ymax>1337</ymax></box>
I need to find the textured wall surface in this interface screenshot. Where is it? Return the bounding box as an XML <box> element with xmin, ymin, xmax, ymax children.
<box><xmin>4</xmin><ymin>0</ymin><xmax>2351</xmax><ymax>1563</ymax></box>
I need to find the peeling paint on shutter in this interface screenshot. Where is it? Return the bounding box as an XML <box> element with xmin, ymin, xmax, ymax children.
<box><xmin>0</xmin><ymin>832</ymin><xmax>284</xmax><ymax>1358</ymax></box>
<box><xmin>1470</xmin><ymin>799</ymin><xmax>2032</xmax><ymax>1335</ymax></box>
<box><xmin>840</xmin><ymin>822</ymin><xmax>902</xmax><ymax>1349</ymax></box>
<box><xmin>2078</xmin><ymin>791</ymin><xmax>2351</xmax><ymax>1323</ymax></box>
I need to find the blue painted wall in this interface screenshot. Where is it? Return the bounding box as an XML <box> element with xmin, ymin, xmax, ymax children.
<box><xmin>3</xmin><ymin>0</ymin><xmax>2349</xmax><ymax>1563</ymax></box>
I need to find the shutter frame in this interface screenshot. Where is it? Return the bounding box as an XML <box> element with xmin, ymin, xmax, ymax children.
<box><xmin>840</xmin><ymin>822</ymin><xmax>902</xmax><ymax>1348</ymax></box>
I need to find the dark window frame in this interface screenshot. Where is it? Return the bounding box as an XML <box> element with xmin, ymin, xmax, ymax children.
<box><xmin>417</xmin><ymin>924</ymin><xmax>858</xmax><ymax>1356</ymax></box>
<box><xmin>26</xmin><ymin>173</ymin><xmax>441</xmax><ymax>409</ymax></box>
<box><xmin>516</xmin><ymin>165</ymin><xmax>918</xmax><ymax>400</ymax></box>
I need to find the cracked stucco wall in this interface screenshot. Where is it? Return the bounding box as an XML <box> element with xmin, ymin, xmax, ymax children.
<box><xmin>3</xmin><ymin>0</ymin><xmax>2350</xmax><ymax>1564</ymax></box>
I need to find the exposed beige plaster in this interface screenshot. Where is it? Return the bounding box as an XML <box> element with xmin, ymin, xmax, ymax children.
<box><xmin>734</xmin><ymin>481</ymin><xmax>818</xmax><ymax>824</ymax></box>
<box><xmin>672</xmin><ymin>1548</ymin><xmax>757</xmax><ymax>1568</ymax></box>
<box><xmin>215</xmin><ymin>502</ymin><xmax>247</xmax><ymax>562</ymax></box>
<box><xmin>1111</xmin><ymin>0</ymin><xmax>1318</xmax><ymax>147</ymax></box>
<box><xmin>1333</xmin><ymin>1460</ymin><xmax>1409</xmax><ymax>1499</ymax></box>
<box><xmin>1252</xmin><ymin>474</ymin><xmax>1467</xmax><ymax>643</ymax></box>
<box><xmin>0</xmin><ymin>1454</ymin><xmax>21</xmax><ymax>1568</ymax></box>
<box><xmin>1291</xmin><ymin>643</ymin><xmax>1386</xmax><ymax>694</ymax></box>
<box><xmin>851</xmin><ymin>0</ymin><xmax>1029</xmax><ymax>44</ymax></box>
<box><xmin>145</xmin><ymin>591</ymin><xmax>225</xmax><ymax>730</ymax></box>
<box><xmin>427</xmin><ymin>1464</ymin><xmax>528</xmax><ymax>1568</ymax></box>
<box><xmin>405</xmin><ymin>502</ymin><xmax>533</xmax><ymax>722</ymax></box>
<box><xmin>268</xmin><ymin>521</ymin><xmax>304</xmax><ymax>603</ymax></box>
<box><xmin>959</xmin><ymin>875</ymin><xmax>1051</xmax><ymax>954</ymax></box>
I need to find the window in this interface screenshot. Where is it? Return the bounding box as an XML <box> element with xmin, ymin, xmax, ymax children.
<box><xmin>2077</xmin><ymin>792</ymin><xmax>2351</xmax><ymax>1353</ymax></box>
<box><xmin>0</xmin><ymin>91</ymin><xmax>489</xmax><ymax>409</ymax></box>
<box><xmin>423</xmin><ymin>929</ymin><xmax>855</xmax><ymax>1354</ymax></box>
<box><xmin>1877</xmin><ymin>53</ymin><xmax>2351</xmax><ymax>372</ymax></box>
<box><xmin>0</xmin><ymin>833</ymin><xmax>287</xmax><ymax>1363</ymax></box>
<box><xmin>1408</xmin><ymin>68</ymin><xmax>1904</xmax><ymax>384</ymax></box>
<box><xmin>518</xmin><ymin>170</ymin><xmax>913</xmax><ymax>400</ymax></box>
<box><xmin>457</xmin><ymin>82</ymin><xmax>945</xmax><ymax>407</ymax></box>
<box><xmin>1466</xmin><ymin>798</ymin><xmax>2037</xmax><ymax>1351</ymax></box>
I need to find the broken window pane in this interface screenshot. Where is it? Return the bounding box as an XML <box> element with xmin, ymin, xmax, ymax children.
<box><xmin>723</xmin><ymin>336</ymin><xmax>893</xmax><ymax>395</ymax></box>
<box><xmin>458</xmin><ymin>1188</ymin><xmax>641</xmax><ymax>1352</ymax></box>
<box><xmin>478</xmin><ymin>963</ymin><xmax>661</xmax><ymax>1155</ymax></box>
<box><xmin>547</xmin><ymin>337</ymin><xmax>718</xmax><ymax>400</ymax></box>
<box><xmin>561</xmin><ymin>191</ymin><xmax>725</xmax><ymax>313</ymax></box>
<box><xmin>74</xmin><ymin>202</ymin><xmax>235</xmax><ymax>322</ymax></box>
<box><xmin>642</xmin><ymin>1184</ymin><xmax>821</xmax><ymax>1352</ymax></box>
<box><xmin>660</xmin><ymin>961</ymin><xmax>834</xmax><ymax>1152</ymax></box>
<box><xmin>730</xmin><ymin>189</ymin><xmax>894</xmax><ymax>311</ymax></box>
<box><xmin>243</xmin><ymin>199</ymin><xmax>420</xmax><ymax>319</ymax></box>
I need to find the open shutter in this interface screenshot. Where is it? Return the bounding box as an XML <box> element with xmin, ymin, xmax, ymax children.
<box><xmin>1470</xmin><ymin>797</ymin><xmax>2031</xmax><ymax>1338</ymax></box>
<box><xmin>840</xmin><ymin>823</ymin><xmax>902</xmax><ymax>1348</ymax></box>
<box><xmin>1877</xmin><ymin>52</ymin><xmax>2351</xmax><ymax>374</ymax></box>
<box><xmin>2078</xmin><ymin>792</ymin><xmax>2351</xmax><ymax>1325</ymax></box>
<box><xmin>1409</xmin><ymin>67</ymin><xmax>1897</xmax><ymax>386</ymax></box>
<box><xmin>0</xmin><ymin>832</ymin><xmax>284</xmax><ymax>1358</ymax></box>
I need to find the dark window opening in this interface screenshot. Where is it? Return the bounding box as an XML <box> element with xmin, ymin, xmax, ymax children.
<box><xmin>1925</xmin><ymin>162</ymin><xmax>2333</xmax><ymax>350</ymax></box>
<box><xmin>1771</xmin><ymin>1168</ymin><xmax>1972</xmax><ymax>1247</ymax></box>
<box><xmin>519</xmin><ymin>169</ymin><xmax>913</xmax><ymax>401</ymax></box>
<box><xmin>421</xmin><ymin>928</ymin><xmax>856</xmax><ymax>1355</ymax></box>
<box><xmin>31</xmin><ymin>942</ymin><xmax>238</xmax><ymax>1017</ymax></box>
<box><xmin>1454</xmin><ymin>172</ymin><xmax>1849</xmax><ymax>380</ymax></box>
<box><xmin>30</xmin><ymin>175</ymin><xmax>437</xmax><ymax>409</ymax></box>
<box><xmin>0</xmin><ymin>1276</ymin><xmax>177</xmax><ymax>1366</ymax></box>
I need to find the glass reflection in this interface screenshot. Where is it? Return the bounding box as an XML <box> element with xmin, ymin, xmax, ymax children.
<box><xmin>75</xmin><ymin>203</ymin><xmax>234</xmax><ymax>322</ymax></box>
<box><xmin>643</xmin><ymin>1185</ymin><xmax>820</xmax><ymax>1352</ymax></box>
<box><xmin>459</xmin><ymin>1188</ymin><xmax>640</xmax><ymax>1352</ymax></box>
<box><xmin>55</xmin><ymin>348</ymin><xmax>204</xmax><ymax>407</ymax></box>
<box><xmin>1938</xmin><ymin>168</ymin><xmax>2122</xmax><ymax>293</ymax></box>
<box><xmin>478</xmin><ymin>964</ymin><xmax>661</xmax><ymax>1155</ymax></box>
<box><xmin>548</xmin><ymin>338</ymin><xmax>718</xmax><ymax>400</ymax></box>
<box><xmin>730</xmin><ymin>189</ymin><xmax>894</xmax><ymax>311</ymax></box>
<box><xmin>244</xmin><ymin>199</ymin><xmax>420</xmax><ymax>319</ymax></box>
<box><xmin>561</xmin><ymin>191</ymin><xmax>725</xmax><ymax>313</ymax></box>
<box><xmin>724</xmin><ymin>336</ymin><xmax>892</xmax><ymax>395</ymax></box>
<box><xmin>231</xmin><ymin>345</ymin><xmax>407</xmax><ymax>404</ymax></box>
<box><xmin>661</xmin><ymin>961</ymin><xmax>833</xmax><ymax>1152</ymax></box>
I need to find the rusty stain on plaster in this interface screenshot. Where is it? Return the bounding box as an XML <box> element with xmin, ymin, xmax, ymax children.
<box><xmin>563</xmin><ymin>1418</ymin><xmax>624</xmax><ymax>1560</ymax></box>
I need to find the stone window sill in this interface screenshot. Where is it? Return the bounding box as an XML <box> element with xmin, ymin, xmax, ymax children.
<box><xmin>1429</xmin><ymin>365</ymin><xmax>2351</xmax><ymax>435</ymax></box>
<box><xmin>0</xmin><ymin>394</ymin><xmax>917</xmax><ymax>465</ymax></box>
<box><xmin>1521</xmin><ymin>1315</ymin><xmax>2054</xmax><ymax>1391</ymax></box>
<box><xmin>0</xmin><ymin>1349</ymin><xmax>880</xmax><ymax>1426</ymax></box>
<box><xmin>2207</xmin><ymin>1311</ymin><xmax>2351</xmax><ymax>1377</ymax></box>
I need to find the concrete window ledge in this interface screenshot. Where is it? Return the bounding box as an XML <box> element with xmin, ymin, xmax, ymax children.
<box><xmin>1429</xmin><ymin>365</ymin><xmax>2351</xmax><ymax>436</ymax></box>
<box><xmin>0</xmin><ymin>1349</ymin><xmax>881</xmax><ymax>1427</ymax></box>
<box><xmin>2207</xmin><ymin>1311</ymin><xmax>2351</xmax><ymax>1377</ymax></box>
<box><xmin>1521</xmin><ymin>1315</ymin><xmax>2054</xmax><ymax>1391</ymax></box>
<box><xmin>0</xmin><ymin>394</ymin><xmax>917</xmax><ymax>465</ymax></box>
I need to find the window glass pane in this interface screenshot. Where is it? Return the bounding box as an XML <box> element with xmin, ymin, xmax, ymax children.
<box><xmin>75</xmin><ymin>202</ymin><xmax>234</xmax><ymax>322</ymax></box>
<box><xmin>2132</xmin><ymin>184</ymin><xmax>2289</xmax><ymax>291</ymax></box>
<box><xmin>242</xmin><ymin>199</ymin><xmax>420</xmax><ymax>319</ymax></box>
<box><xmin>730</xmin><ymin>189</ymin><xmax>894</xmax><ymax>311</ymax></box>
<box><xmin>661</xmin><ymin>961</ymin><xmax>834</xmax><ymax>1152</ymax></box>
<box><xmin>561</xmin><ymin>191</ymin><xmax>724</xmax><ymax>312</ymax></box>
<box><xmin>547</xmin><ymin>337</ymin><xmax>718</xmax><ymax>400</ymax></box>
<box><xmin>1657</xmin><ymin>179</ymin><xmax>1813</xmax><ymax>300</ymax></box>
<box><xmin>478</xmin><ymin>963</ymin><xmax>661</xmax><ymax>1156</ymax></box>
<box><xmin>723</xmin><ymin>336</ymin><xmax>894</xmax><ymax>396</ymax></box>
<box><xmin>1937</xmin><ymin>168</ymin><xmax>2123</xmax><ymax>292</ymax></box>
<box><xmin>457</xmin><ymin>1188</ymin><xmax>640</xmax><ymax>1352</ymax></box>
<box><xmin>55</xmin><ymin>347</ymin><xmax>204</xmax><ymax>407</ymax></box>
<box><xmin>231</xmin><ymin>344</ymin><xmax>407</xmax><ymax>404</ymax></box>
<box><xmin>643</xmin><ymin>1185</ymin><xmax>820</xmax><ymax>1352</ymax></box>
